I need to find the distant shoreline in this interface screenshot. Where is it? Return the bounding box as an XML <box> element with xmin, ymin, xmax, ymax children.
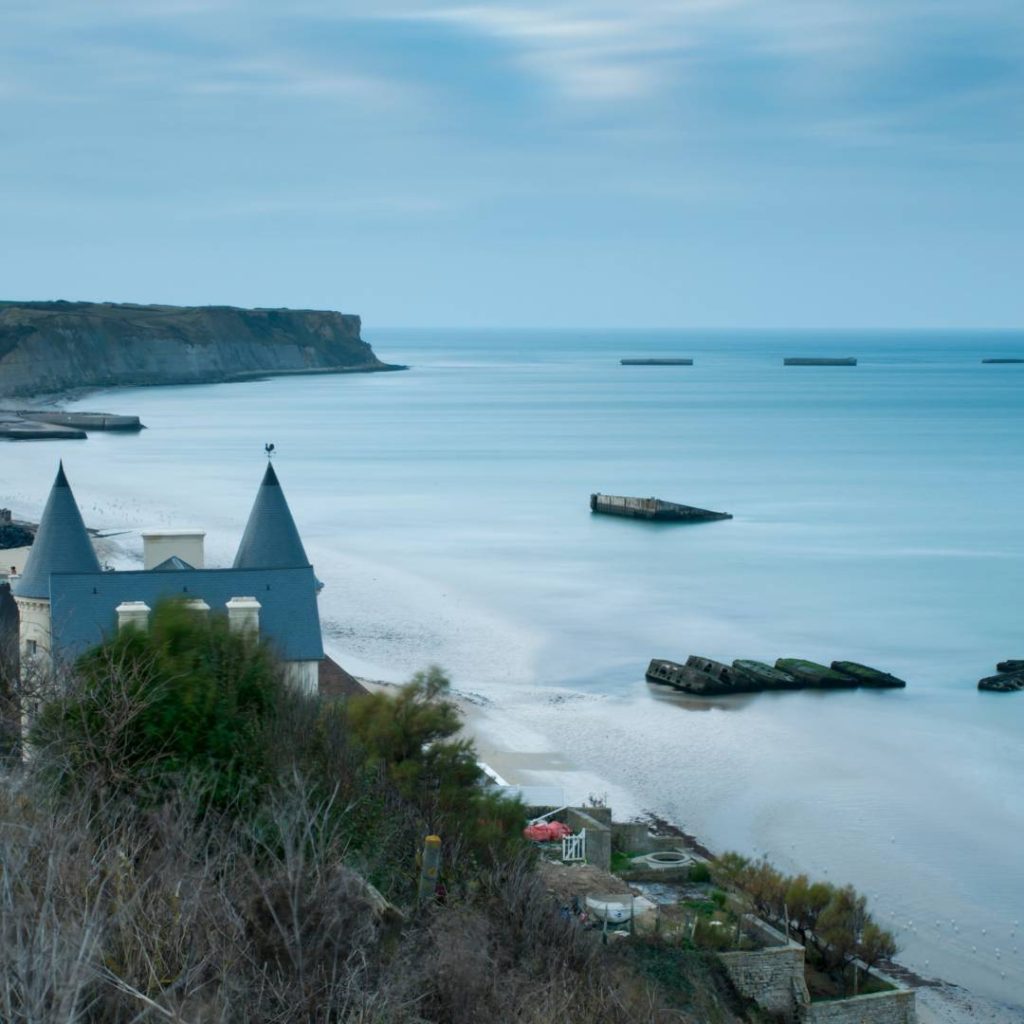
<box><xmin>2</xmin><ymin>361</ymin><xmax>408</xmax><ymax>410</ymax></box>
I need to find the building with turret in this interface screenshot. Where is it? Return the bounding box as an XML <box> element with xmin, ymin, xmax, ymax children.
<box><xmin>11</xmin><ymin>462</ymin><xmax>324</xmax><ymax>692</ymax></box>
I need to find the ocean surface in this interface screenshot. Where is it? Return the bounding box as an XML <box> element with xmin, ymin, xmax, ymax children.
<box><xmin>4</xmin><ymin>329</ymin><xmax>1023</xmax><ymax>1010</ymax></box>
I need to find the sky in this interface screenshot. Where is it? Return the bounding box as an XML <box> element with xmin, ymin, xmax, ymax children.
<box><xmin>1</xmin><ymin>0</ymin><xmax>1022</xmax><ymax>328</ymax></box>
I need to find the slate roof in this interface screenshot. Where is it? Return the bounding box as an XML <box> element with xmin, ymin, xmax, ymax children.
<box><xmin>151</xmin><ymin>556</ymin><xmax>196</xmax><ymax>571</ymax></box>
<box><xmin>49</xmin><ymin>565</ymin><xmax>324</xmax><ymax>663</ymax></box>
<box><xmin>14</xmin><ymin>463</ymin><xmax>101</xmax><ymax>599</ymax></box>
<box><xmin>233</xmin><ymin>463</ymin><xmax>311</xmax><ymax>570</ymax></box>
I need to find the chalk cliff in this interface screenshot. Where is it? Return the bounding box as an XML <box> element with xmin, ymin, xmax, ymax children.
<box><xmin>0</xmin><ymin>301</ymin><xmax>401</xmax><ymax>397</ymax></box>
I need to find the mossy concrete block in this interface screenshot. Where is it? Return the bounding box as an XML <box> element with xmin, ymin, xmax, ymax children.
<box><xmin>732</xmin><ymin>659</ymin><xmax>802</xmax><ymax>690</ymax></box>
<box><xmin>775</xmin><ymin>659</ymin><xmax>858</xmax><ymax>688</ymax></box>
<box><xmin>830</xmin><ymin>661</ymin><xmax>907</xmax><ymax>689</ymax></box>
<box><xmin>978</xmin><ymin>671</ymin><xmax>1024</xmax><ymax>693</ymax></box>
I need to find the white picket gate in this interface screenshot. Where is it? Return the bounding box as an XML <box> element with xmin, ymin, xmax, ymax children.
<box><xmin>562</xmin><ymin>829</ymin><xmax>586</xmax><ymax>863</ymax></box>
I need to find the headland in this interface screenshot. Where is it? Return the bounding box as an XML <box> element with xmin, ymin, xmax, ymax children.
<box><xmin>0</xmin><ymin>300</ymin><xmax>405</xmax><ymax>400</ymax></box>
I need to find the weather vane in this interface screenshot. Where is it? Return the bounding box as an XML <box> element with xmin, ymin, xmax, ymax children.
<box><xmin>264</xmin><ymin>442</ymin><xmax>275</xmax><ymax>459</ymax></box>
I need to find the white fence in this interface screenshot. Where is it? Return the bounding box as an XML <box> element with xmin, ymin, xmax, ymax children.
<box><xmin>562</xmin><ymin>829</ymin><xmax>586</xmax><ymax>862</ymax></box>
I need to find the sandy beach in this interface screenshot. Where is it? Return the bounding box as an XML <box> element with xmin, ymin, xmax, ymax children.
<box><xmin>440</xmin><ymin>683</ymin><xmax>1024</xmax><ymax>1024</ymax></box>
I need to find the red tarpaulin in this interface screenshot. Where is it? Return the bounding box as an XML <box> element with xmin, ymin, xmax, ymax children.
<box><xmin>523</xmin><ymin>821</ymin><xmax>573</xmax><ymax>842</ymax></box>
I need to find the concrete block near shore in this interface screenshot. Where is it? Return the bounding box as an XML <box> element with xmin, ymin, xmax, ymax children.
<box><xmin>16</xmin><ymin>411</ymin><xmax>144</xmax><ymax>431</ymax></box>
<box><xmin>784</xmin><ymin>357</ymin><xmax>857</xmax><ymax>366</ymax></box>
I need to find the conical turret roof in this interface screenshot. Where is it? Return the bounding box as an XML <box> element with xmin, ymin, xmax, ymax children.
<box><xmin>233</xmin><ymin>463</ymin><xmax>311</xmax><ymax>570</ymax></box>
<box><xmin>14</xmin><ymin>462</ymin><xmax>101</xmax><ymax>599</ymax></box>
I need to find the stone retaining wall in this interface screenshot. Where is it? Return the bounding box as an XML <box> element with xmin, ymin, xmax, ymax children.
<box><xmin>803</xmin><ymin>989</ymin><xmax>916</xmax><ymax>1024</ymax></box>
<box><xmin>720</xmin><ymin>941</ymin><xmax>809</xmax><ymax>1021</ymax></box>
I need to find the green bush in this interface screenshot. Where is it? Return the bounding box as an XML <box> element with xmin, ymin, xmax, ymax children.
<box><xmin>342</xmin><ymin>665</ymin><xmax>528</xmax><ymax>871</ymax></box>
<box><xmin>689</xmin><ymin>861</ymin><xmax>711</xmax><ymax>883</ymax></box>
<box><xmin>32</xmin><ymin>599</ymin><xmax>282</xmax><ymax>809</ymax></box>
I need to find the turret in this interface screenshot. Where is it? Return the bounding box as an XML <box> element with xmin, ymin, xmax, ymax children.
<box><xmin>233</xmin><ymin>463</ymin><xmax>311</xmax><ymax>570</ymax></box>
<box><xmin>13</xmin><ymin>462</ymin><xmax>100</xmax><ymax>665</ymax></box>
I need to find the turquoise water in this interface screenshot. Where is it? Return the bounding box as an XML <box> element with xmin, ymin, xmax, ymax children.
<box><xmin>3</xmin><ymin>328</ymin><xmax>1022</xmax><ymax>1008</ymax></box>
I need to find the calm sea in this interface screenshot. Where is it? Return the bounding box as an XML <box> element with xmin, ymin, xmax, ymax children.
<box><xmin>4</xmin><ymin>329</ymin><xmax>1022</xmax><ymax>1009</ymax></box>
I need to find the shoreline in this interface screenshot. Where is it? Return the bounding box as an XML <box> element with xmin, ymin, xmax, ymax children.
<box><xmin>438</xmin><ymin>683</ymin><xmax>1023</xmax><ymax>1024</ymax></box>
<box><xmin>0</xmin><ymin>361</ymin><xmax>409</xmax><ymax>415</ymax></box>
<box><xmin>4</xmin><ymin>504</ymin><xmax>1020</xmax><ymax>1024</ymax></box>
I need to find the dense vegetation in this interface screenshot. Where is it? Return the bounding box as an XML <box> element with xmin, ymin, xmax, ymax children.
<box><xmin>1</xmin><ymin>602</ymin><xmax>759</xmax><ymax>1023</ymax></box>
<box><xmin>714</xmin><ymin>852</ymin><xmax>898</xmax><ymax>994</ymax></box>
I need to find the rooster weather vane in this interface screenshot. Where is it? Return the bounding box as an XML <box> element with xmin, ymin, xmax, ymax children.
<box><xmin>265</xmin><ymin>442</ymin><xmax>275</xmax><ymax>459</ymax></box>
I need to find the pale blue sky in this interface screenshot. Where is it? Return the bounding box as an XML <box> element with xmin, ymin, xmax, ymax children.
<box><xmin>2</xmin><ymin>1</ymin><xmax>1021</xmax><ymax>327</ymax></box>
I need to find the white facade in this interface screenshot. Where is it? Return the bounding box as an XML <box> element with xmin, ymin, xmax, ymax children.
<box><xmin>141</xmin><ymin>530</ymin><xmax>206</xmax><ymax>569</ymax></box>
<box><xmin>13</xmin><ymin>595</ymin><xmax>52</xmax><ymax>669</ymax></box>
<box><xmin>115</xmin><ymin>601</ymin><xmax>151</xmax><ymax>632</ymax></box>
<box><xmin>285</xmin><ymin>660</ymin><xmax>319</xmax><ymax>696</ymax></box>
<box><xmin>226</xmin><ymin>596</ymin><xmax>261</xmax><ymax>636</ymax></box>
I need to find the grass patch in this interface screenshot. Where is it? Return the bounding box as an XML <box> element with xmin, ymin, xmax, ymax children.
<box><xmin>611</xmin><ymin>850</ymin><xmax>642</xmax><ymax>873</ymax></box>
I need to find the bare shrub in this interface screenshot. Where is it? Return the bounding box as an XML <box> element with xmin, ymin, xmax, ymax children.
<box><xmin>1</xmin><ymin>642</ymin><xmax>759</xmax><ymax>1023</ymax></box>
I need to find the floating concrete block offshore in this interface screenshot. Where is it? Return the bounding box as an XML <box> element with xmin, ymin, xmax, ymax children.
<box><xmin>620</xmin><ymin>358</ymin><xmax>694</xmax><ymax>365</ymax></box>
<box><xmin>783</xmin><ymin>357</ymin><xmax>857</xmax><ymax>366</ymax></box>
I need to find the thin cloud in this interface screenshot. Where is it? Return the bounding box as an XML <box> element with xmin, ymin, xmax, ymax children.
<box><xmin>398</xmin><ymin>4</ymin><xmax>692</xmax><ymax>102</ymax></box>
<box><xmin>184</xmin><ymin>57</ymin><xmax>408</xmax><ymax>105</ymax></box>
<box><xmin>388</xmin><ymin>0</ymin><xmax>1024</xmax><ymax>136</ymax></box>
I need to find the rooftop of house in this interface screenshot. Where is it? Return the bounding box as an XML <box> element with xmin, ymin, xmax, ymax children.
<box><xmin>14</xmin><ymin>461</ymin><xmax>324</xmax><ymax>663</ymax></box>
<box><xmin>234</xmin><ymin>462</ymin><xmax>311</xmax><ymax>570</ymax></box>
<box><xmin>50</xmin><ymin>565</ymin><xmax>323</xmax><ymax>663</ymax></box>
<box><xmin>13</xmin><ymin>462</ymin><xmax>101</xmax><ymax>599</ymax></box>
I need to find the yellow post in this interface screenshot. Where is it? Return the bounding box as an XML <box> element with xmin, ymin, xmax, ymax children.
<box><xmin>418</xmin><ymin>835</ymin><xmax>442</xmax><ymax>903</ymax></box>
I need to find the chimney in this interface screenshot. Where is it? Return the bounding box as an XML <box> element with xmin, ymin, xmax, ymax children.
<box><xmin>116</xmin><ymin>601</ymin><xmax>151</xmax><ymax>632</ymax></box>
<box><xmin>183</xmin><ymin>598</ymin><xmax>210</xmax><ymax>616</ymax></box>
<box><xmin>226</xmin><ymin>596</ymin><xmax>261</xmax><ymax>636</ymax></box>
<box><xmin>141</xmin><ymin>530</ymin><xmax>206</xmax><ymax>570</ymax></box>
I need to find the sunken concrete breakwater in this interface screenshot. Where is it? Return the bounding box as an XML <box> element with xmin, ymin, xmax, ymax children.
<box><xmin>620</xmin><ymin>358</ymin><xmax>694</xmax><ymax>365</ymax></box>
<box><xmin>0</xmin><ymin>300</ymin><xmax>404</xmax><ymax>398</ymax></box>
<box><xmin>647</xmin><ymin>654</ymin><xmax>907</xmax><ymax>696</ymax></box>
<box><xmin>783</xmin><ymin>357</ymin><xmax>857</xmax><ymax>366</ymax></box>
<box><xmin>15</xmin><ymin>410</ymin><xmax>143</xmax><ymax>431</ymax></box>
<box><xmin>591</xmin><ymin>493</ymin><xmax>732</xmax><ymax>522</ymax></box>
<box><xmin>0</xmin><ymin>409</ymin><xmax>144</xmax><ymax>441</ymax></box>
<box><xmin>0</xmin><ymin>413</ymin><xmax>86</xmax><ymax>440</ymax></box>
<box><xmin>978</xmin><ymin>661</ymin><xmax>1024</xmax><ymax>692</ymax></box>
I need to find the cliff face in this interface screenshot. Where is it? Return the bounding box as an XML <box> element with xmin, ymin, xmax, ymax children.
<box><xmin>0</xmin><ymin>301</ymin><xmax>399</xmax><ymax>397</ymax></box>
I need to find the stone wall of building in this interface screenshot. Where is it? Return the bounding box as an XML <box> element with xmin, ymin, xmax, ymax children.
<box><xmin>803</xmin><ymin>989</ymin><xmax>916</xmax><ymax>1024</ymax></box>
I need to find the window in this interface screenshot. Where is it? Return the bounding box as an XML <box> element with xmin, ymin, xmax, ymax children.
<box><xmin>26</xmin><ymin>639</ymin><xmax>37</xmax><ymax>656</ymax></box>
